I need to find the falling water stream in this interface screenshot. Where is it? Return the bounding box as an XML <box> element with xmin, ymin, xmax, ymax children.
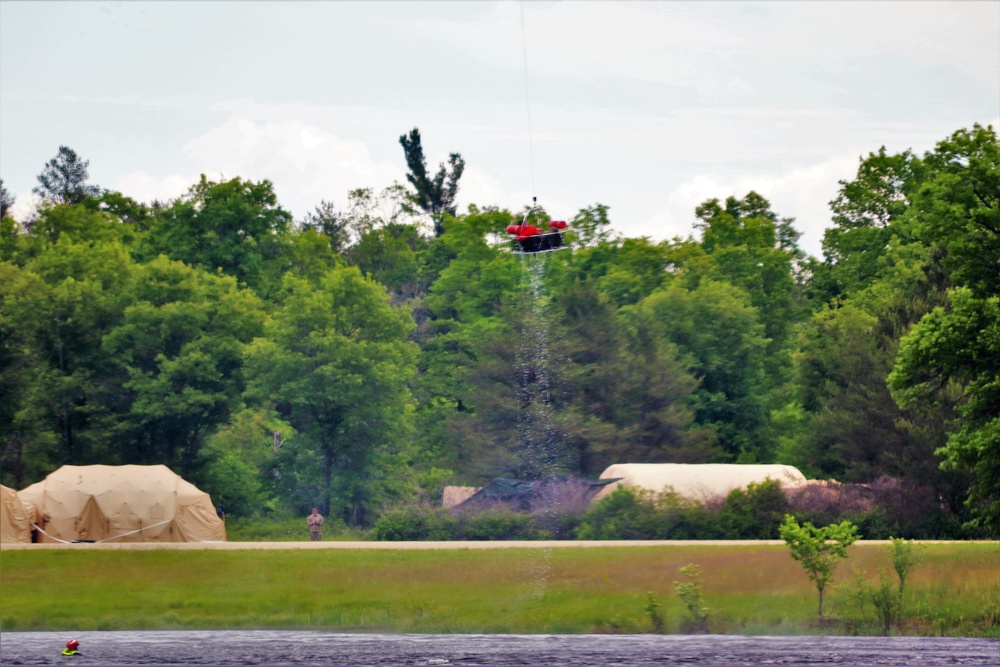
<box><xmin>513</xmin><ymin>256</ymin><xmax>559</xmax><ymax>479</ymax></box>
<box><xmin>509</xmin><ymin>255</ymin><xmax>558</xmax><ymax>610</ymax></box>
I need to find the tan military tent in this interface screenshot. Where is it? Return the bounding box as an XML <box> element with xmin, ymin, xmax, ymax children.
<box><xmin>1</xmin><ymin>484</ymin><xmax>34</xmax><ymax>544</ymax></box>
<box><xmin>19</xmin><ymin>465</ymin><xmax>226</xmax><ymax>543</ymax></box>
<box><xmin>596</xmin><ymin>463</ymin><xmax>807</xmax><ymax>502</ymax></box>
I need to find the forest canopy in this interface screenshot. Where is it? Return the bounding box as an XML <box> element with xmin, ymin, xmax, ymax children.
<box><xmin>2</xmin><ymin>124</ymin><xmax>997</xmax><ymax>534</ymax></box>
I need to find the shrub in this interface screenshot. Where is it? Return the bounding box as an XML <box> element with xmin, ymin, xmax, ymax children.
<box><xmin>840</xmin><ymin>572</ymin><xmax>899</xmax><ymax>636</ymax></box>
<box><xmin>529</xmin><ymin>478</ymin><xmax>595</xmax><ymax>538</ymax></box>
<box><xmin>788</xmin><ymin>477</ymin><xmax>971</xmax><ymax>540</ymax></box>
<box><xmin>372</xmin><ymin>505</ymin><xmax>458</xmax><ymax>541</ymax></box>
<box><xmin>786</xmin><ymin>481</ymin><xmax>872</xmax><ymax>528</ymax></box>
<box><xmin>575</xmin><ymin>486</ymin><xmax>695</xmax><ymax>540</ymax></box>
<box><xmin>200</xmin><ymin>452</ymin><xmax>269</xmax><ymax>518</ymax></box>
<box><xmin>462</xmin><ymin>508</ymin><xmax>546</xmax><ymax>540</ymax></box>
<box><xmin>839</xmin><ymin>539</ymin><xmax>924</xmax><ymax>635</ymax></box>
<box><xmin>533</xmin><ymin>508</ymin><xmax>584</xmax><ymax>540</ymax></box>
<box><xmin>869</xmin><ymin>578</ymin><xmax>901</xmax><ymax>636</ymax></box>
<box><xmin>665</xmin><ymin>503</ymin><xmax>726</xmax><ymax>540</ymax></box>
<box><xmin>372</xmin><ymin>505</ymin><xmax>548</xmax><ymax>541</ymax></box>
<box><xmin>576</xmin><ymin>485</ymin><xmax>774</xmax><ymax>540</ymax></box>
<box><xmin>645</xmin><ymin>592</ymin><xmax>665</xmax><ymax>633</ymax></box>
<box><xmin>719</xmin><ymin>478</ymin><xmax>790</xmax><ymax>539</ymax></box>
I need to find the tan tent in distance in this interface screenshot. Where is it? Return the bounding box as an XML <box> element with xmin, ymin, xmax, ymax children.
<box><xmin>1</xmin><ymin>484</ymin><xmax>34</xmax><ymax>544</ymax></box>
<box><xmin>19</xmin><ymin>464</ymin><xmax>226</xmax><ymax>543</ymax></box>
<box><xmin>596</xmin><ymin>463</ymin><xmax>808</xmax><ymax>503</ymax></box>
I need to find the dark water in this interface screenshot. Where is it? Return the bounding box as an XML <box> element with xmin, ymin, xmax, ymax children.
<box><xmin>1</xmin><ymin>631</ymin><xmax>997</xmax><ymax>666</ymax></box>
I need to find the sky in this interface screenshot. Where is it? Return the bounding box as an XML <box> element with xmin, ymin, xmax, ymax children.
<box><xmin>1</xmin><ymin>1</ymin><xmax>998</xmax><ymax>258</ymax></box>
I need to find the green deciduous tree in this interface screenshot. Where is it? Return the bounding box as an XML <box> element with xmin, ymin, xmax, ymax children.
<box><xmin>15</xmin><ymin>201</ymin><xmax>138</xmax><ymax>259</ymax></box>
<box><xmin>100</xmin><ymin>257</ymin><xmax>266</xmax><ymax>474</ymax></box>
<box><xmin>1</xmin><ymin>262</ymin><xmax>57</xmax><ymax>487</ymax></box>
<box><xmin>0</xmin><ymin>239</ymin><xmax>134</xmax><ymax>481</ymax></box>
<box><xmin>815</xmin><ymin>148</ymin><xmax>925</xmax><ymax>300</ymax></box>
<box><xmin>445</xmin><ymin>273</ymin><xmax>709</xmax><ymax>481</ymax></box>
<box><xmin>196</xmin><ymin>407</ymin><xmax>295</xmax><ymax>517</ymax></box>
<box><xmin>889</xmin><ymin>124</ymin><xmax>1000</xmax><ymax>532</ymax></box>
<box><xmin>300</xmin><ymin>200</ymin><xmax>351</xmax><ymax>254</ymax></box>
<box><xmin>344</xmin><ymin>184</ymin><xmax>421</xmax><ymax>238</ymax></box>
<box><xmin>568</xmin><ymin>203</ymin><xmax>618</xmax><ymax>249</ymax></box>
<box><xmin>407</xmin><ymin>209</ymin><xmax>524</xmax><ymax>478</ymax></box>
<box><xmin>285</xmin><ymin>227</ymin><xmax>344</xmax><ymax>285</ymax></box>
<box><xmin>245</xmin><ymin>267</ymin><xmax>418</xmax><ymax>525</ymax></box>
<box><xmin>551</xmin><ymin>235</ymin><xmax>671</xmax><ymax>308</ymax></box>
<box><xmin>694</xmin><ymin>192</ymin><xmax>803</xmax><ymax>356</ymax></box>
<box><xmin>143</xmin><ymin>175</ymin><xmax>293</xmax><ymax>296</ymax></box>
<box><xmin>347</xmin><ymin>223</ymin><xmax>428</xmax><ymax>301</ymax></box>
<box><xmin>640</xmin><ymin>280</ymin><xmax>771</xmax><ymax>462</ymax></box>
<box><xmin>779</xmin><ymin>514</ymin><xmax>859</xmax><ymax>618</ymax></box>
<box><xmin>909</xmin><ymin>124</ymin><xmax>999</xmax><ymax>298</ymax></box>
<box><xmin>792</xmin><ymin>243</ymin><xmax>960</xmax><ymax>500</ymax></box>
<box><xmin>889</xmin><ymin>289</ymin><xmax>1000</xmax><ymax>531</ymax></box>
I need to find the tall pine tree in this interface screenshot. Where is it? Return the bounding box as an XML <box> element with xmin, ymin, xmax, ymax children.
<box><xmin>399</xmin><ymin>128</ymin><xmax>465</xmax><ymax>236</ymax></box>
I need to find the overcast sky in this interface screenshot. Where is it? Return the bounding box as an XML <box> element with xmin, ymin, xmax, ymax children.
<box><xmin>1</xmin><ymin>1</ymin><xmax>997</xmax><ymax>257</ymax></box>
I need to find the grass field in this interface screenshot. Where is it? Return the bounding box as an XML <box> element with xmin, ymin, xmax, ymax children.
<box><xmin>1</xmin><ymin>543</ymin><xmax>997</xmax><ymax>636</ymax></box>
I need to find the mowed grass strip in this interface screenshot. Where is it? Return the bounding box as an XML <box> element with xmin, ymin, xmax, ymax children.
<box><xmin>1</xmin><ymin>544</ymin><xmax>997</xmax><ymax>635</ymax></box>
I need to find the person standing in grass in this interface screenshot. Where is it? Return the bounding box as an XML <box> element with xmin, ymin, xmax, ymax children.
<box><xmin>307</xmin><ymin>508</ymin><xmax>324</xmax><ymax>541</ymax></box>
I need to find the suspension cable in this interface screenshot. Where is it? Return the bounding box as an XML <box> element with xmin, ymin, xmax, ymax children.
<box><xmin>519</xmin><ymin>1</ymin><xmax>537</xmax><ymax>201</ymax></box>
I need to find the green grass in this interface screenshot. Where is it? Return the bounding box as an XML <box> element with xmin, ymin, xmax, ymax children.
<box><xmin>223</xmin><ymin>515</ymin><xmax>371</xmax><ymax>542</ymax></box>
<box><xmin>1</xmin><ymin>543</ymin><xmax>997</xmax><ymax>636</ymax></box>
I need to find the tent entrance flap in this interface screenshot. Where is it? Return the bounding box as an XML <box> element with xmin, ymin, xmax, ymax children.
<box><xmin>75</xmin><ymin>495</ymin><xmax>108</xmax><ymax>542</ymax></box>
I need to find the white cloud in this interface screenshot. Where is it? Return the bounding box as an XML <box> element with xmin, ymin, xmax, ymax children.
<box><xmin>112</xmin><ymin>111</ymin><xmax>568</xmax><ymax>223</ymax></box>
<box><xmin>645</xmin><ymin>151</ymin><xmax>862</xmax><ymax>257</ymax></box>
<box><xmin>456</xmin><ymin>164</ymin><xmax>514</xmax><ymax>212</ymax></box>
<box><xmin>9</xmin><ymin>191</ymin><xmax>41</xmax><ymax>224</ymax></box>
<box><xmin>116</xmin><ymin>171</ymin><xmax>194</xmax><ymax>205</ymax></box>
<box><xmin>115</xmin><ymin>116</ymin><xmax>406</xmax><ymax>219</ymax></box>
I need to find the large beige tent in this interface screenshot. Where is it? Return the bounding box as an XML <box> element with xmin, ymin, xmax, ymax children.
<box><xmin>19</xmin><ymin>465</ymin><xmax>226</xmax><ymax>543</ymax></box>
<box><xmin>1</xmin><ymin>484</ymin><xmax>34</xmax><ymax>544</ymax></box>
<box><xmin>596</xmin><ymin>463</ymin><xmax>807</xmax><ymax>502</ymax></box>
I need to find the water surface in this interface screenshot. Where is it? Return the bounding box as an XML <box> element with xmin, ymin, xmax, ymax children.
<box><xmin>1</xmin><ymin>631</ymin><xmax>997</xmax><ymax>666</ymax></box>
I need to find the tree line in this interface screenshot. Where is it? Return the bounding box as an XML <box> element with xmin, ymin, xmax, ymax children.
<box><xmin>1</xmin><ymin>124</ymin><xmax>997</xmax><ymax>535</ymax></box>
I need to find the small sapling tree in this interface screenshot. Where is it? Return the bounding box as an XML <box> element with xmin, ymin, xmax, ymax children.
<box><xmin>644</xmin><ymin>592</ymin><xmax>665</xmax><ymax>633</ymax></box>
<box><xmin>673</xmin><ymin>563</ymin><xmax>710</xmax><ymax>632</ymax></box>
<box><xmin>889</xmin><ymin>536</ymin><xmax>924</xmax><ymax>598</ymax></box>
<box><xmin>885</xmin><ymin>536</ymin><xmax>925</xmax><ymax>632</ymax></box>
<box><xmin>779</xmin><ymin>515</ymin><xmax>859</xmax><ymax>618</ymax></box>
